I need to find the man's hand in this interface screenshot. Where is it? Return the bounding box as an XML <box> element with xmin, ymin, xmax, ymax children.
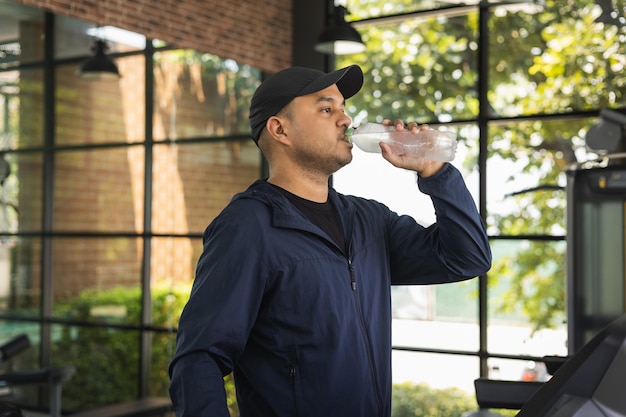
<box><xmin>380</xmin><ymin>119</ymin><xmax>445</xmax><ymax>177</ymax></box>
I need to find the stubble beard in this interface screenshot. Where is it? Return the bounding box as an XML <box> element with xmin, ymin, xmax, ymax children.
<box><xmin>294</xmin><ymin>145</ymin><xmax>353</xmax><ymax>178</ymax></box>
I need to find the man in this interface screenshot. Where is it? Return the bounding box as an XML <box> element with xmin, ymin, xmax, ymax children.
<box><xmin>168</xmin><ymin>64</ymin><xmax>492</xmax><ymax>417</ymax></box>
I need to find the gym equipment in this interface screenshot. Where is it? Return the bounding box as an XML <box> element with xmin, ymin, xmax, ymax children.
<box><xmin>0</xmin><ymin>334</ymin><xmax>75</xmax><ymax>417</ymax></box>
<box><xmin>467</xmin><ymin>314</ymin><xmax>626</xmax><ymax>416</ymax></box>
<box><xmin>517</xmin><ymin>314</ymin><xmax>626</xmax><ymax>416</ymax></box>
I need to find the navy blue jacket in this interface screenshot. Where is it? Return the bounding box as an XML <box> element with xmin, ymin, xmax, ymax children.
<box><xmin>169</xmin><ymin>163</ymin><xmax>491</xmax><ymax>417</ymax></box>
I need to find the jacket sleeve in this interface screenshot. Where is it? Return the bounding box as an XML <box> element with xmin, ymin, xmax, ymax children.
<box><xmin>169</xmin><ymin>351</ymin><xmax>231</xmax><ymax>417</ymax></box>
<box><xmin>388</xmin><ymin>163</ymin><xmax>492</xmax><ymax>284</ymax></box>
<box><xmin>168</xmin><ymin>206</ymin><xmax>268</xmax><ymax>417</ymax></box>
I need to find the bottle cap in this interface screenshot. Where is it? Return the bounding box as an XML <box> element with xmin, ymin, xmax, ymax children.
<box><xmin>346</xmin><ymin>127</ymin><xmax>355</xmax><ymax>143</ymax></box>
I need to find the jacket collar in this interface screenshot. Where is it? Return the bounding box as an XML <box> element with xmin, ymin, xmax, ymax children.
<box><xmin>233</xmin><ymin>179</ymin><xmax>354</xmax><ymax>236</ymax></box>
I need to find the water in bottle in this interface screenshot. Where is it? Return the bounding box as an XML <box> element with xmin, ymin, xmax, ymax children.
<box><xmin>347</xmin><ymin>122</ymin><xmax>458</xmax><ymax>162</ymax></box>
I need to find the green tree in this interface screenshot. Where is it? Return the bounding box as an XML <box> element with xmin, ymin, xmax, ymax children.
<box><xmin>338</xmin><ymin>0</ymin><xmax>626</xmax><ymax>332</ymax></box>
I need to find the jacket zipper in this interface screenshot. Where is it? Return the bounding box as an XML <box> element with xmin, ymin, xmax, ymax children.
<box><xmin>304</xmin><ymin>205</ymin><xmax>383</xmax><ymax>414</ymax></box>
<box><xmin>348</xmin><ymin>257</ymin><xmax>383</xmax><ymax>415</ymax></box>
<box><xmin>348</xmin><ymin>259</ymin><xmax>356</xmax><ymax>291</ymax></box>
<box><xmin>288</xmin><ymin>359</ymin><xmax>302</xmax><ymax>417</ymax></box>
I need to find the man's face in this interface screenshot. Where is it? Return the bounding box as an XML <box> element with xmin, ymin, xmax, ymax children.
<box><xmin>279</xmin><ymin>84</ymin><xmax>354</xmax><ymax>175</ymax></box>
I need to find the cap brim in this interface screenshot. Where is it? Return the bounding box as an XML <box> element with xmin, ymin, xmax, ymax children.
<box><xmin>298</xmin><ymin>64</ymin><xmax>363</xmax><ymax>100</ymax></box>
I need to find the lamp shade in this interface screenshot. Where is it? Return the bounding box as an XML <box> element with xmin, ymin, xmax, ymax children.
<box><xmin>77</xmin><ymin>39</ymin><xmax>121</xmax><ymax>81</ymax></box>
<box><xmin>315</xmin><ymin>6</ymin><xmax>366</xmax><ymax>55</ymax></box>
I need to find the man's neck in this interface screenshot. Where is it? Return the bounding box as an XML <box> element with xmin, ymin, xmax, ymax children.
<box><xmin>267</xmin><ymin>174</ymin><xmax>329</xmax><ymax>203</ymax></box>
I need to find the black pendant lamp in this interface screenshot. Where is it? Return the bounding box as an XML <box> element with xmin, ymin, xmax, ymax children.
<box><xmin>77</xmin><ymin>39</ymin><xmax>121</xmax><ymax>81</ymax></box>
<box><xmin>315</xmin><ymin>5</ymin><xmax>366</xmax><ymax>55</ymax></box>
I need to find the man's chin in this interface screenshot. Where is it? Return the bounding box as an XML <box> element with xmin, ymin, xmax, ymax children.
<box><xmin>336</xmin><ymin>154</ymin><xmax>353</xmax><ymax>170</ymax></box>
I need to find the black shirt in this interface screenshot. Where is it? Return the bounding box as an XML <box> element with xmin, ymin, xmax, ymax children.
<box><xmin>270</xmin><ymin>184</ymin><xmax>346</xmax><ymax>252</ymax></box>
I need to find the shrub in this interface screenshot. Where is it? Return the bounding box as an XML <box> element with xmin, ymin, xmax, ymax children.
<box><xmin>391</xmin><ymin>382</ymin><xmax>476</xmax><ymax>417</ymax></box>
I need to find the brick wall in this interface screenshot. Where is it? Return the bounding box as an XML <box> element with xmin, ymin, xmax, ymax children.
<box><xmin>13</xmin><ymin>19</ymin><xmax>265</xmax><ymax>302</ymax></box>
<box><xmin>11</xmin><ymin>0</ymin><xmax>293</xmax><ymax>73</ymax></box>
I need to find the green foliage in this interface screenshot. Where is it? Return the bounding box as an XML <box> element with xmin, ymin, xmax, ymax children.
<box><xmin>51</xmin><ymin>285</ymin><xmax>189</xmax><ymax>412</ymax></box>
<box><xmin>489</xmin><ymin>241</ymin><xmax>567</xmax><ymax>332</ymax></box>
<box><xmin>391</xmin><ymin>382</ymin><xmax>476</xmax><ymax>417</ymax></box>
<box><xmin>339</xmin><ymin>0</ymin><xmax>626</xmax><ymax>332</ymax></box>
<box><xmin>52</xmin><ymin>285</ymin><xmax>241</xmax><ymax>415</ymax></box>
<box><xmin>391</xmin><ymin>382</ymin><xmax>520</xmax><ymax>417</ymax></box>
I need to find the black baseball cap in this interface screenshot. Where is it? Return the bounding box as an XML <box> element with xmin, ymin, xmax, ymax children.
<box><xmin>249</xmin><ymin>65</ymin><xmax>364</xmax><ymax>143</ymax></box>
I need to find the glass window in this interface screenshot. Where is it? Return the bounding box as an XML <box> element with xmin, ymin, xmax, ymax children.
<box><xmin>336</xmin><ymin>149</ymin><xmax>435</xmax><ymax>224</ymax></box>
<box><xmin>56</xmin><ymin>56</ymin><xmax>146</xmax><ymax>146</ymax></box>
<box><xmin>392</xmin><ymin>283</ymin><xmax>479</xmax><ymax>352</ymax></box>
<box><xmin>152</xmin><ymin>50</ymin><xmax>261</xmax><ymax>141</ymax></box>
<box><xmin>2</xmin><ymin>238</ymin><xmax>41</xmax><ymax>317</ymax></box>
<box><xmin>0</xmin><ymin>320</ymin><xmax>41</xmax><ymax>407</ymax></box>
<box><xmin>2</xmin><ymin>68</ymin><xmax>45</xmax><ymax>150</ymax></box>
<box><xmin>488</xmin><ymin>3</ymin><xmax>626</xmax><ymax>116</ymax></box>
<box><xmin>2</xmin><ymin>152</ymin><xmax>42</xmax><ymax>234</ymax></box>
<box><xmin>150</xmin><ymin>235</ymin><xmax>196</xmax><ymax>316</ymax></box>
<box><xmin>51</xmin><ymin>324</ymin><xmax>141</xmax><ymax>411</ymax></box>
<box><xmin>151</xmin><ymin>141</ymin><xmax>261</xmax><ymax>234</ymax></box>
<box><xmin>51</xmin><ymin>237</ymin><xmax>143</xmax><ymax>324</ymax></box>
<box><xmin>348</xmin><ymin>0</ymin><xmax>480</xmax><ymax>21</ymax></box>
<box><xmin>149</xmin><ymin>243</ymin><xmax>198</xmax><ymax>397</ymax></box>
<box><xmin>54</xmin><ymin>15</ymin><xmax>93</xmax><ymax>60</ymax></box>
<box><xmin>150</xmin><ymin>236</ymin><xmax>199</xmax><ymax>326</ymax></box>
<box><xmin>486</xmin><ymin>117</ymin><xmax>599</xmax><ymax>236</ymax></box>
<box><xmin>392</xmin><ymin>350</ymin><xmax>479</xmax><ymax>400</ymax></box>
<box><xmin>53</xmin><ymin>147</ymin><xmax>145</xmax><ymax>232</ymax></box>
<box><xmin>150</xmin><ymin>329</ymin><xmax>177</xmax><ymax>397</ymax></box>
<box><xmin>0</xmin><ymin>71</ymin><xmax>21</xmax><ymax>149</ymax></box>
<box><xmin>55</xmin><ymin>17</ymin><xmax>147</xmax><ymax>60</ymax></box>
<box><xmin>488</xmin><ymin>239</ymin><xmax>568</xmax><ymax>357</ymax></box>
<box><xmin>0</xmin><ymin>2</ymin><xmax>45</xmax><ymax>67</ymax></box>
<box><xmin>336</xmin><ymin>12</ymin><xmax>479</xmax><ymax>125</ymax></box>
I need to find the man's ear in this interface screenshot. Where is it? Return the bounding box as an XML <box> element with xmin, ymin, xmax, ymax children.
<box><xmin>266</xmin><ymin>116</ymin><xmax>291</xmax><ymax>145</ymax></box>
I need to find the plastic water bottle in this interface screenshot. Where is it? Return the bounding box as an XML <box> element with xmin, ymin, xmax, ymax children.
<box><xmin>348</xmin><ymin>122</ymin><xmax>458</xmax><ymax>162</ymax></box>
